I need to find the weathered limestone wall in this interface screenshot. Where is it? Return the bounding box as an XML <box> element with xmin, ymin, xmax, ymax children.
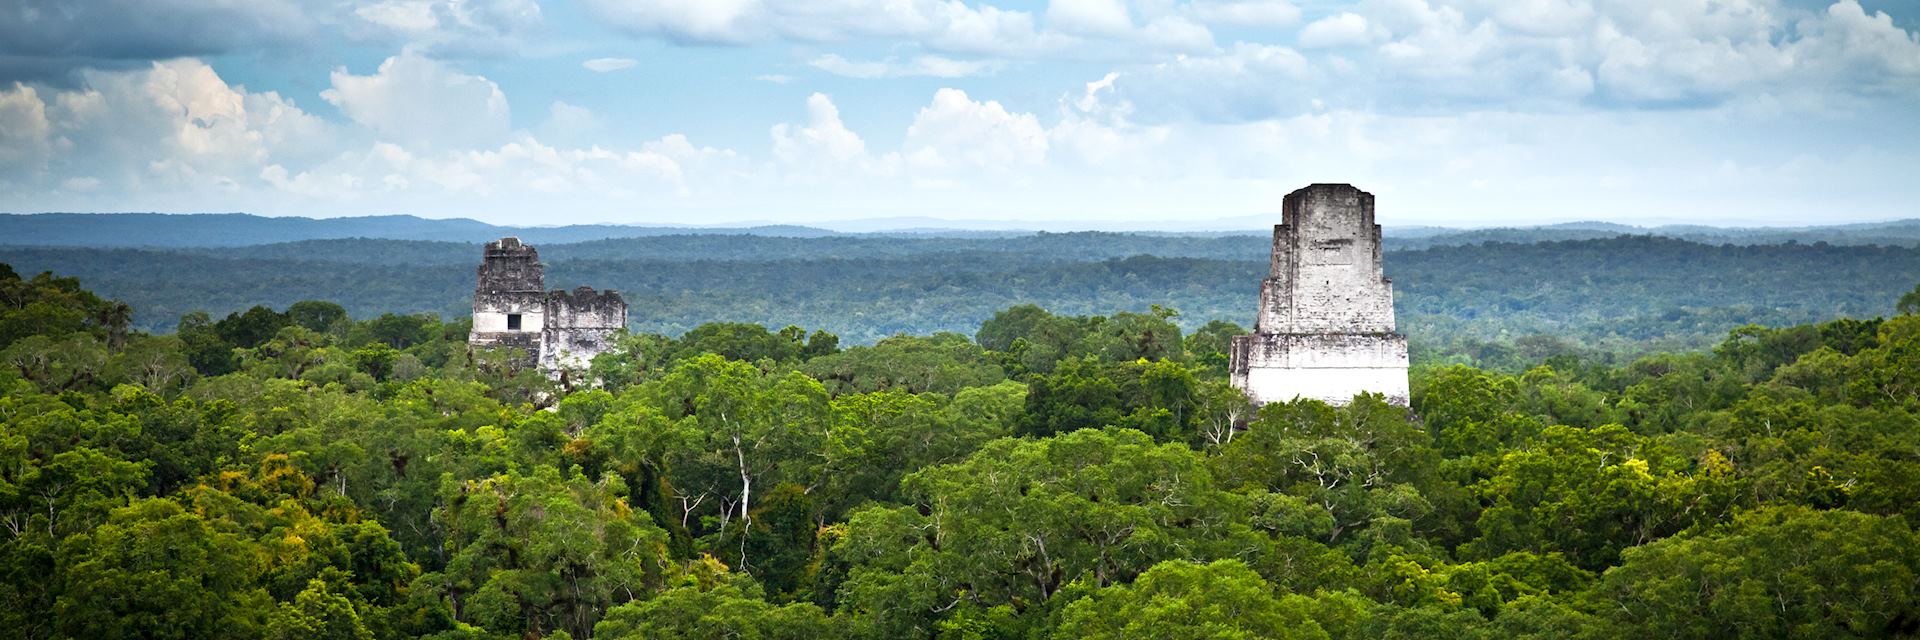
<box><xmin>468</xmin><ymin>237</ymin><xmax>629</xmax><ymax>375</ymax></box>
<box><xmin>1230</xmin><ymin>333</ymin><xmax>1410</xmax><ymax>405</ymax></box>
<box><xmin>1255</xmin><ymin>185</ymin><xmax>1395</xmax><ymax>334</ymax></box>
<box><xmin>469</xmin><ymin>237</ymin><xmax>547</xmax><ymax>359</ymax></box>
<box><xmin>539</xmin><ymin>286</ymin><xmax>627</xmax><ymax>371</ymax></box>
<box><xmin>1233</xmin><ymin>184</ymin><xmax>1410</xmax><ymax>406</ymax></box>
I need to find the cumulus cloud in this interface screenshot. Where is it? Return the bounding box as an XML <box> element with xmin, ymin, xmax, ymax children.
<box><xmin>1046</xmin><ymin>0</ymin><xmax>1134</xmax><ymax>37</ymax></box>
<box><xmin>904</xmin><ymin>88</ymin><xmax>1049</xmax><ymax>170</ymax></box>
<box><xmin>809</xmin><ymin>54</ymin><xmax>1005</xmax><ymax>78</ymax></box>
<box><xmin>5</xmin><ymin>1</ymin><xmax>1918</xmax><ymax>224</ymax></box>
<box><xmin>771</xmin><ymin>93</ymin><xmax>871</xmax><ymax>167</ymax></box>
<box><xmin>322</xmin><ymin>50</ymin><xmax>511</xmax><ymax>150</ymax></box>
<box><xmin>1082</xmin><ymin>0</ymin><xmax>1920</xmax><ymax>122</ymax></box>
<box><xmin>0</xmin><ymin>83</ymin><xmax>53</xmax><ymax>172</ymax></box>
<box><xmin>1297</xmin><ymin>12</ymin><xmax>1377</xmax><ymax>48</ymax></box>
<box><xmin>583</xmin><ymin>0</ymin><xmax>762</xmax><ymax>45</ymax></box>
<box><xmin>0</xmin><ymin>59</ymin><xmax>342</xmax><ymax>194</ymax></box>
<box><xmin>757</xmin><ymin>88</ymin><xmax>1068</xmax><ymax>192</ymax></box>
<box><xmin>582</xmin><ymin>57</ymin><xmax>639</xmax><ymax>72</ymax></box>
<box><xmin>1186</xmin><ymin>0</ymin><xmax>1301</xmax><ymax>27</ymax></box>
<box><xmin>0</xmin><ymin>54</ymin><xmax>758</xmax><ymax>218</ymax></box>
<box><xmin>584</xmin><ymin>0</ymin><xmax>1225</xmax><ymax>59</ymax></box>
<box><xmin>1047</xmin><ymin>73</ymin><xmax>1174</xmax><ymax>171</ymax></box>
<box><xmin>260</xmin><ymin>134</ymin><xmax>699</xmax><ymax>203</ymax></box>
<box><xmin>0</xmin><ymin>0</ymin><xmax>319</xmax><ymax>69</ymax></box>
<box><xmin>351</xmin><ymin>0</ymin><xmax>543</xmax><ymax>54</ymax></box>
<box><xmin>0</xmin><ymin>0</ymin><xmax>545</xmax><ymax>77</ymax></box>
<box><xmin>1136</xmin><ymin>15</ymin><xmax>1217</xmax><ymax>53</ymax></box>
<box><xmin>538</xmin><ymin>101</ymin><xmax>601</xmax><ymax>145</ymax></box>
<box><xmin>1103</xmin><ymin>43</ymin><xmax>1316</xmax><ymax>122</ymax></box>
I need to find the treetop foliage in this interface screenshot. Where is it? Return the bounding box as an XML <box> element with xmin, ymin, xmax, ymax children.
<box><xmin>4</xmin><ymin>263</ymin><xmax>1920</xmax><ymax>639</ymax></box>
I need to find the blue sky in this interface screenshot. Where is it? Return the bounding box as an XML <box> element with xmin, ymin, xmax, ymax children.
<box><xmin>1</xmin><ymin>0</ymin><xmax>1917</xmax><ymax>227</ymax></box>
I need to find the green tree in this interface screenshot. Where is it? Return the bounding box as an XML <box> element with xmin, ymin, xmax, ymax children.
<box><xmin>1592</xmin><ymin>506</ymin><xmax>1920</xmax><ymax>638</ymax></box>
<box><xmin>800</xmin><ymin>333</ymin><xmax>1004</xmax><ymax>395</ymax></box>
<box><xmin>671</xmin><ymin>322</ymin><xmax>806</xmax><ymax>364</ymax></box>
<box><xmin>1056</xmin><ymin>559</ymin><xmax>1353</xmax><ymax>640</ymax></box>
<box><xmin>215</xmin><ymin>305</ymin><xmax>293</xmax><ymax>349</ymax></box>
<box><xmin>1213</xmin><ymin>396</ymin><xmax>1437</xmax><ymax>545</ymax></box>
<box><xmin>0</xmin><ymin>267</ymin><xmax>120</xmax><ymax>350</ymax></box>
<box><xmin>434</xmin><ymin>466</ymin><xmax>671</xmax><ymax>639</ymax></box>
<box><xmin>2</xmin><ymin>333</ymin><xmax>109</xmax><ymax>392</ymax></box>
<box><xmin>286</xmin><ymin>300</ymin><xmax>350</xmax><ymax>333</ymax></box>
<box><xmin>176</xmin><ymin>310</ymin><xmax>239</xmax><ymax>376</ymax></box>
<box><xmin>355</xmin><ymin>313</ymin><xmax>437</xmax><ymax>350</ymax></box>
<box><xmin>1465</xmin><ymin>425</ymin><xmax>1721</xmax><ymax>570</ymax></box>
<box><xmin>104</xmin><ymin>334</ymin><xmax>198</xmax><ymax>393</ymax></box>
<box><xmin>266</xmin><ymin>580</ymin><xmax>376</xmax><ymax>640</ymax></box>
<box><xmin>56</xmin><ymin>499</ymin><xmax>272</xmax><ymax>640</ymax></box>
<box><xmin>1184</xmin><ymin>319</ymin><xmax>1246</xmax><ymax>375</ymax></box>
<box><xmin>594</xmin><ymin>578</ymin><xmax>837</xmax><ymax>639</ymax></box>
<box><xmin>833</xmin><ymin>428</ymin><xmax>1256</xmax><ymax>636</ymax></box>
<box><xmin>631</xmin><ymin>354</ymin><xmax>830</xmax><ymax>567</ymax></box>
<box><xmin>1020</xmin><ymin>358</ymin><xmax>1205</xmax><ymax>442</ymax></box>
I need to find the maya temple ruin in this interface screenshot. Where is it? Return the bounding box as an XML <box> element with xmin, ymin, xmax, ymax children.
<box><xmin>1230</xmin><ymin>184</ymin><xmax>1411</xmax><ymax>406</ymax></box>
<box><xmin>470</xmin><ymin>185</ymin><xmax>1409</xmax><ymax>402</ymax></box>
<box><xmin>468</xmin><ymin>237</ymin><xmax>626</xmax><ymax>373</ymax></box>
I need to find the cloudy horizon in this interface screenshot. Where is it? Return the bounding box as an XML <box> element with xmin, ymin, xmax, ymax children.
<box><xmin>1</xmin><ymin>0</ymin><xmax>1917</xmax><ymax>227</ymax></box>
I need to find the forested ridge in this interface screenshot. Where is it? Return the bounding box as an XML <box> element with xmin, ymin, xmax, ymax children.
<box><xmin>5</xmin><ymin>262</ymin><xmax>1920</xmax><ymax>639</ymax></box>
<box><xmin>8</xmin><ymin>212</ymin><xmax>1920</xmax><ymax>249</ymax></box>
<box><xmin>6</xmin><ymin>234</ymin><xmax>1918</xmax><ymax>369</ymax></box>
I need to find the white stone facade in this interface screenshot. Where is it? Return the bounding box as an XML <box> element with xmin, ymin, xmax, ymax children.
<box><xmin>537</xmin><ymin>286</ymin><xmax>626</xmax><ymax>371</ymax></box>
<box><xmin>468</xmin><ymin>237</ymin><xmax>626</xmax><ymax>375</ymax></box>
<box><xmin>1231</xmin><ymin>184</ymin><xmax>1410</xmax><ymax>406</ymax></box>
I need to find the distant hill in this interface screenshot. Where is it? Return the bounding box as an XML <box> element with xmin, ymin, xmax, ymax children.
<box><xmin>6</xmin><ymin>234</ymin><xmax>1917</xmax><ymax>358</ymax></box>
<box><xmin>1388</xmin><ymin>221</ymin><xmax>1920</xmax><ymax>250</ymax></box>
<box><xmin>0</xmin><ymin>213</ymin><xmax>840</xmax><ymax>247</ymax></box>
<box><xmin>4</xmin><ymin>212</ymin><xmax>1920</xmax><ymax>249</ymax></box>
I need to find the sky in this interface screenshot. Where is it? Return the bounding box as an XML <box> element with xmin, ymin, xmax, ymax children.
<box><xmin>0</xmin><ymin>0</ymin><xmax>1917</xmax><ymax>228</ymax></box>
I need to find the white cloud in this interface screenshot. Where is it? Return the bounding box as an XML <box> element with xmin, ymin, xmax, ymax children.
<box><xmin>322</xmin><ymin>49</ymin><xmax>511</xmax><ymax>150</ymax></box>
<box><xmin>1297</xmin><ymin>12</ymin><xmax>1377</xmax><ymax>48</ymax></box>
<box><xmin>809</xmin><ymin>54</ymin><xmax>1005</xmax><ymax>78</ymax></box>
<box><xmin>6</xmin><ymin>2</ymin><xmax>1920</xmax><ymax>226</ymax></box>
<box><xmin>771</xmin><ymin>93</ymin><xmax>871</xmax><ymax>166</ymax></box>
<box><xmin>1186</xmin><ymin>0</ymin><xmax>1301</xmax><ymax>27</ymax></box>
<box><xmin>582</xmin><ymin>0</ymin><xmax>1220</xmax><ymax>59</ymax></box>
<box><xmin>583</xmin><ymin>57</ymin><xmax>639</xmax><ymax>72</ymax></box>
<box><xmin>1137</xmin><ymin>15</ymin><xmax>1217</xmax><ymax>52</ymax></box>
<box><xmin>1795</xmin><ymin>0</ymin><xmax>1920</xmax><ymax>83</ymax></box>
<box><xmin>262</xmin><ymin>134</ymin><xmax>696</xmax><ymax>202</ymax></box>
<box><xmin>0</xmin><ymin>55</ymin><xmax>761</xmax><ymax>218</ymax></box>
<box><xmin>67</xmin><ymin>60</ymin><xmax>303</xmax><ymax>187</ymax></box>
<box><xmin>0</xmin><ymin>0</ymin><xmax>546</xmax><ymax>73</ymax></box>
<box><xmin>584</xmin><ymin>0</ymin><xmax>762</xmax><ymax>45</ymax></box>
<box><xmin>1073</xmin><ymin>0</ymin><xmax>1920</xmax><ymax>121</ymax></box>
<box><xmin>0</xmin><ymin>59</ymin><xmax>343</xmax><ymax>195</ymax></box>
<box><xmin>904</xmin><ymin>88</ymin><xmax>1050</xmax><ymax>170</ymax></box>
<box><xmin>0</xmin><ymin>0</ymin><xmax>320</xmax><ymax>68</ymax></box>
<box><xmin>1048</xmin><ymin>73</ymin><xmax>1173</xmax><ymax>170</ymax></box>
<box><xmin>0</xmin><ymin>83</ymin><xmax>52</xmax><ymax>172</ymax></box>
<box><xmin>539</xmin><ymin>101</ymin><xmax>601</xmax><ymax>145</ymax></box>
<box><xmin>352</xmin><ymin>0</ymin><xmax>543</xmax><ymax>43</ymax></box>
<box><xmin>1105</xmin><ymin>43</ymin><xmax>1315</xmax><ymax>122</ymax></box>
<box><xmin>1047</xmin><ymin>0</ymin><xmax>1134</xmax><ymax>37</ymax></box>
<box><xmin>643</xmin><ymin>133</ymin><xmax>739</xmax><ymax>169</ymax></box>
<box><xmin>583</xmin><ymin>0</ymin><xmax>1051</xmax><ymax>53</ymax></box>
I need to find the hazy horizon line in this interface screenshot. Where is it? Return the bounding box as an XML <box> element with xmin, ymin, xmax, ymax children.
<box><xmin>4</xmin><ymin>210</ymin><xmax>1915</xmax><ymax>233</ymax></box>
